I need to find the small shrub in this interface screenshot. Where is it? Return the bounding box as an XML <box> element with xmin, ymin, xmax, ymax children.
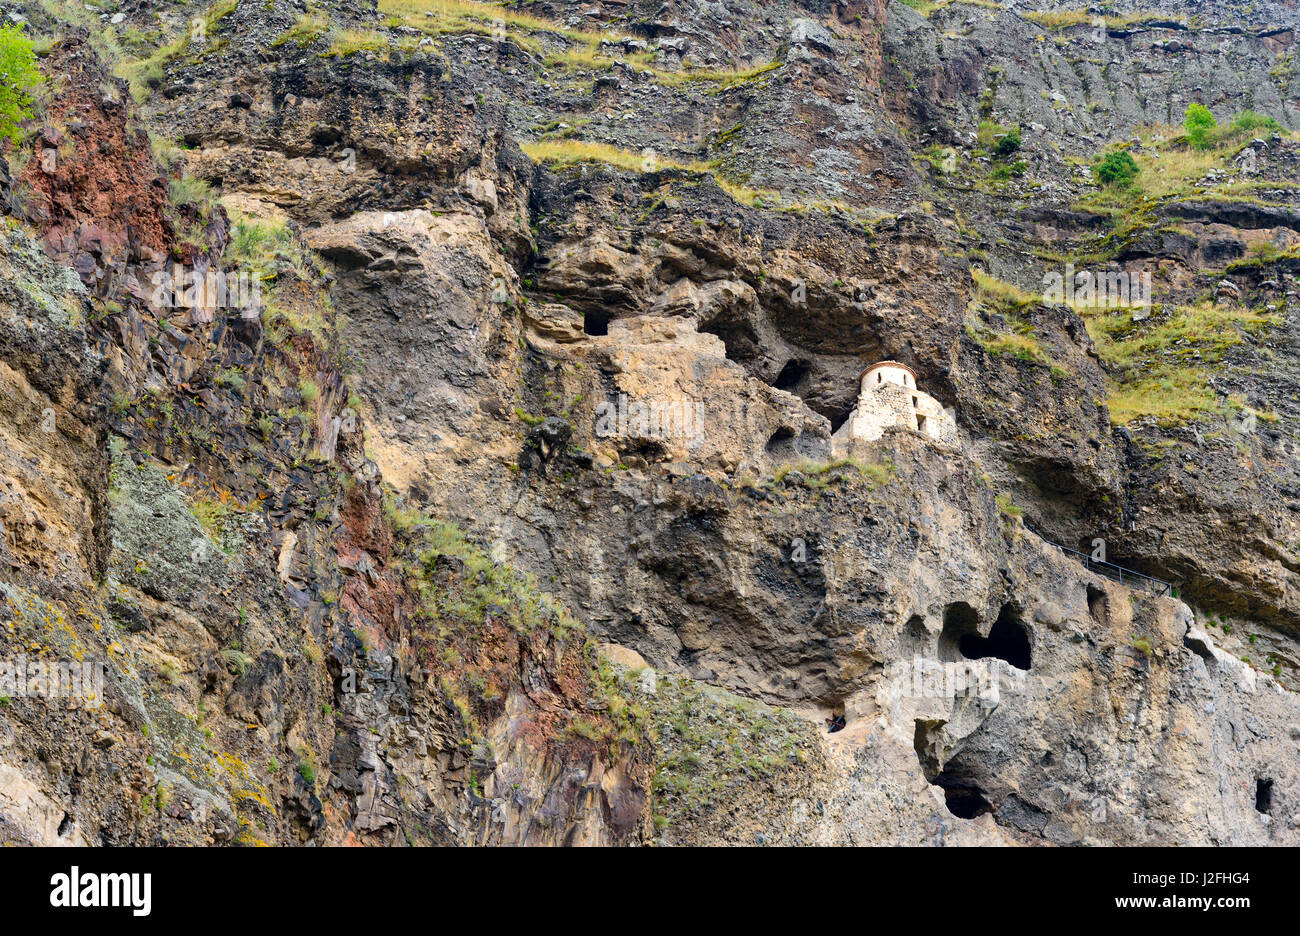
<box><xmin>226</xmin><ymin>214</ymin><xmax>293</xmax><ymax>265</ymax></box>
<box><xmin>190</xmin><ymin>497</ymin><xmax>233</xmax><ymax>540</ymax></box>
<box><xmin>1227</xmin><ymin>110</ymin><xmax>1281</xmax><ymax>137</ymax></box>
<box><xmin>995</xmin><ymin>494</ymin><xmax>1024</xmax><ymax>518</ymax></box>
<box><xmin>1095</xmin><ymin>150</ymin><xmax>1140</xmax><ymax>187</ymax></box>
<box><xmin>514</xmin><ymin>407</ymin><xmax>544</xmax><ymax>427</ymax></box>
<box><xmin>298</xmin><ymin>753</ymin><xmax>317</xmax><ymax>785</ymax></box>
<box><xmin>215</xmin><ymin>367</ymin><xmax>246</xmax><ymax>393</ymax></box>
<box><xmin>1184</xmin><ymin>103</ymin><xmax>1216</xmax><ymax>149</ymax></box>
<box><xmin>169</xmin><ymin>175</ymin><xmax>213</xmax><ymax>208</ymax></box>
<box><xmin>975</xmin><ymin>328</ymin><xmax>1048</xmax><ymax>363</ymax></box>
<box><xmin>971</xmin><ymin>269</ymin><xmax>1039</xmax><ymax>306</ymax></box>
<box><xmin>148</xmin><ymin>132</ymin><xmax>184</xmax><ymax>171</ymax></box>
<box><xmin>990</xmin><ymin>160</ymin><xmax>1027</xmax><ymax>181</ymax></box>
<box><xmin>567</xmin><ymin>717</ymin><xmax>604</xmax><ymax>741</ymax></box>
<box><xmin>992</xmin><ymin>126</ymin><xmax>1022</xmax><ymax>157</ymax></box>
<box><xmin>220</xmin><ymin>648</ymin><xmax>253</xmax><ymax>677</ymax></box>
<box><xmin>272</xmin><ymin>12</ymin><xmax>330</xmax><ymax>48</ymax></box>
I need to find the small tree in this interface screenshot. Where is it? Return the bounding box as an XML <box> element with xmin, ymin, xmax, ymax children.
<box><xmin>1184</xmin><ymin>103</ymin><xmax>1216</xmax><ymax>149</ymax></box>
<box><xmin>1095</xmin><ymin>150</ymin><xmax>1139</xmax><ymax>187</ymax></box>
<box><xmin>0</xmin><ymin>24</ymin><xmax>41</xmax><ymax>147</ymax></box>
<box><xmin>993</xmin><ymin>126</ymin><xmax>1022</xmax><ymax>158</ymax></box>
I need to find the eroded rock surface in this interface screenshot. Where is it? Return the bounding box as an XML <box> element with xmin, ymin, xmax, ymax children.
<box><xmin>0</xmin><ymin>0</ymin><xmax>1298</xmax><ymax>845</ymax></box>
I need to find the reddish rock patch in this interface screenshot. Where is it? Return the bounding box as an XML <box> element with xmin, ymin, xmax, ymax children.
<box><xmin>18</xmin><ymin>30</ymin><xmax>171</xmax><ymax>278</ymax></box>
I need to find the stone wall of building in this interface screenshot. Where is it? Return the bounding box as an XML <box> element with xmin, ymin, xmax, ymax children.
<box><xmin>833</xmin><ymin>381</ymin><xmax>958</xmax><ymax>451</ymax></box>
<box><xmin>847</xmin><ymin>383</ymin><xmax>916</xmax><ymax>440</ymax></box>
<box><xmin>913</xmin><ymin>391</ymin><xmax>958</xmax><ymax>445</ymax></box>
<box><xmin>864</xmin><ymin>363</ymin><xmax>915</xmax><ymax>391</ymax></box>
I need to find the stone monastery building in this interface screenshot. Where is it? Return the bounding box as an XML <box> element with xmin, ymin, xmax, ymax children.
<box><xmin>832</xmin><ymin>361</ymin><xmax>958</xmax><ymax>451</ymax></box>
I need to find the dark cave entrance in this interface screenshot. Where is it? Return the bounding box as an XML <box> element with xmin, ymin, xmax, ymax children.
<box><xmin>961</xmin><ymin>605</ymin><xmax>1032</xmax><ymax>670</ymax></box>
<box><xmin>583</xmin><ymin>309</ymin><xmax>610</xmax><ymax>336</ymax></box>
<box><xmin>698</xmin><ymin>312</ymin><xmax>759</xmax><ymax>364</ymax></box>
<box><xmin>1256</xmin><ymin>778</ymin><xmax>1274</xmax><ymax>814</ymax></box>
<box><xmin>939</xmin><ymin>779</ymin><xmax>993</xmax><ymax>819</ymax></box>
<box><xmin>914</xmin><ymin>719</ymin><xmax>995</xmax><ymax>821</ymax></box>
<box><xmin>937</xmin><ymin>602</ymin><xmax>978</xmax><ymax>662</ymax></box>
<box><xmin>938</xmin><ymin>601</ymin><xmax>1031</xmax><ymax>670</ymax></box>
<box><xmin>773</xmin><ymin>358</ymin><xmax>810</xmax><ymax>392</ymax></box>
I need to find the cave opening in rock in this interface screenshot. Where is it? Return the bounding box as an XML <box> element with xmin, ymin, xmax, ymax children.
<box><xmin>583</xmin><ymin>309</ymin><xmax>610</xmax><ymax>336</ymax></box>
<box><xmin>773</xmin><ymin>358</ymin><xmax>809</xmax><ymax>392</ymax></box>
<box><xmin>959</xmin><ymin>603</ymin><xmax>1032</xmax><ymax>670</ymax></box>
<box><xmin>1256</xmin><ymin>777</ymin><xmax>1274</xmax><ymax>814</ymax></box>
<box><xmin>942</xmin><ymin>784</ymin><xmax>992</xmax><ymax>820</ymax></box>
<box><xmin>1087</xmin><ymin>584</ymin><xmax>1108</xmax><ymax>624</ymax></box>
<box><xmin>900</xmin><ymin>613</ymin><xmax>929</xmax><ymax>656</ymax></box>
<box><xmin>923</xmin><ymin>755</ymin><xmax>993</xmax><ymax>820</ymax></box>
<box><xmin>1184</xmin><ymin>628</ymin><xmax>1217</xmax><ymax>664</ymax></box>
<box><xmin>698</xmin><ymin>312</ymin><xmax>758</xmax><ymax>364</ymax></box>
<box><xmin>937</xmin><ymin>602</ymin><xmax>979</xmax><ymax>662</ymax></box>
<box><xmin>765</xmin><ymin>427</ymin><xmax>799</xmax><ymax>461</ymax></box>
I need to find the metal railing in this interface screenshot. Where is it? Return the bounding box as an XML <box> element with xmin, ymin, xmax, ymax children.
<box><xmin>1028</xmin><ymin>528</ymin><xmax>1175</xmax><ymax>597</ymax></box>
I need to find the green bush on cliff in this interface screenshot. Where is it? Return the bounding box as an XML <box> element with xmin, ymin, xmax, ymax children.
<box><xmin>995</xmin><ymin>494</ymin><xmax>1024</xmax><ymax>519</ymax></box>
<box><xmin>1226</xmin><ymin>110</ymin><xmax>1281</xmax><ymax>137</ymax></box>
<box><xmin>976</xmin><ymin>120</ymin><xmax>1020</xmax><ymax>157</ymax></box>
<box><xmin>990</xmin><ymin>160</ymin><xmax>1027</xmax><ymax>181</ymax></box>
<box><xmin>1094</xmin><ymin>150</ymin><xmax>1139</xmax><ymax>187</ymax></box>
<box><xmin>272</xmin><ymin>12</ymin><xmax>331</xmax><ymax>48</ymax></box>
<box><xmin>1184</xmin><ymin>103</ymin><xmax>1216</xmax><ymax>149</ymax></box>
<box><xmin>0</xmin><ymin>24</ymin><xmax>42</xmax><ymax>146</ymax></box>
<box><xmin>169</xmin><ymin>175</ymin><xmax>213</xmax><ymax>210</ymax></box>
<box><xmin>992</xmin><ymin>126</ymin><xmax>1022</xmax><ymax>158</ymax></box>
<box><xmin>297</xmin><ymin>751</ymin><xmax>317</xmax><ymax>785</ymax></box>
<box><xmin>226</xmin><ymin>214</ymin><xmax>294</xmax><ymax>266</ymax></box>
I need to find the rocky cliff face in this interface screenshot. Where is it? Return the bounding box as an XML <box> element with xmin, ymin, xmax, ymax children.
<box><xmin>0</xmin><ymin>0</ymin><xmax>1297</xmax><ymax>846</ymax></box>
